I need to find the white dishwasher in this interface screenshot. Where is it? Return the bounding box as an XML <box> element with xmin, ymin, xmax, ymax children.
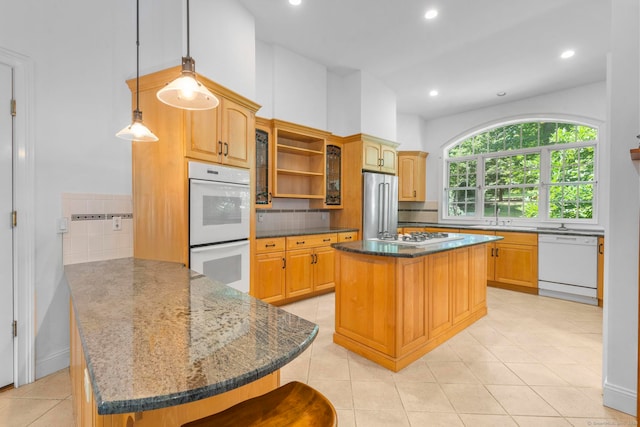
<box><xmin>538</xmin><ymin>234</ymin><xmax>598</xmax><ymax>305</ymax></box>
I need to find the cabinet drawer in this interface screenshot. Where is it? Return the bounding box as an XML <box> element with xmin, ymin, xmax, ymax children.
<box><xmin>338</xmin><ymin>231</ymin><xmax>358</xmax><ymax>242</ymax></box>
<box><xmin>497</xmin><ymin>231</ymin><xmax>538</xmax><ymax>246</ymax></box>
<box><xmin>286</xmin><ymin>233</ymin><xmax>337</xmax><ymax>249</ymax></box>
<box><xmin>255</xmin><ymin>237</ymin><xmax>286</xmax><ymax>253</ymax></box>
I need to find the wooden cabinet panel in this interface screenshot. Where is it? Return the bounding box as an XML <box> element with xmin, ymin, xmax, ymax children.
<box><xmin>255</xmin><ymin>237</ymin><xmax>285</xmax><ymax>254</ymax></box>
<box><xmin>451</xmin><ymin>248</ymin><xmax>471</xmax><ymax>324</ymax></box>
<box><xmin>313</xmin><ymin>246</ymin><xmax>335</xmax><ymax>291</ymax></box>
<box><xmin>286</xmin><ymin>234</ymin><xmax>337</xmax><ymax>250</ymax></box>
<box><xmin>380</xmin><ymin>145</ymin><xmax>397</xmax><ymax>174</ymax></box>
<box><xmin>398</xmin><ymin>151</ymin><xmax>427</xmax><ymax>201</ymax></box>
<box><xmin>254</xmin><ymin>252</ymin><xmax>286</xmax><ymax>303</ymax></box>
<box><xmin>363</xmin><ymin>141</ymin><xmax>382</xmax><ymax>171</ymax></box>
<box><xmin>337</xmin><ymin>231</ymin><xmax>358</xmax><ymax>242</ymax></box>
<box><xmin>397</xmin><ymin>258</ymin><xmax>427</xmax><ymax>354</ymax></box>
<box><xmin>428</xmin><ymin>251</ymin><xmax>451</xmax><ymax>338</ymax></box>
<box><xmin>494</xmin><ymin>243</ymin><xmax>538</xmax><ymax>288</ymax></box>
<box><xmin>497</xmin><ymin>231</ymin><xmax>537</xmax><ymax>246</ymax></box>
<box><xmin>187</xmin><ymin>108</ymin><xmax>220</xmax><ymax>162</ymax></box>
<box><xmin>597</xmin><ymin>236</ymin><xmax>604</xmax><ymax>306</ymax></box>
<box><xmin>469</xmin><ymin>244</ymin><xmax>488</xmax><ymax>312</ymax></box>
<box><xmin>285</xmin><ymin>249</ymin><xmax>314</xmax><ymax>298</ymax></box>
<box><xmin>361</xmin><ymin>138</ymin><xmax>397</xmax><ymax>174</ymax></box>
<box><xmin>335</xmin><ymin>252</ymin><xmax>396</xmax><ymax>354</ymax></box>
<box><xmin>221</xmin><ymin>98</ymin><xmax>254</xmax><ymax>168</ymax></box>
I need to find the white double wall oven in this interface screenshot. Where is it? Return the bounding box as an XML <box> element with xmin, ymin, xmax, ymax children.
<box><xmin>189</xmin><ymin>161</ymin><xmax>250</xmax><ymax>293</ymax></box>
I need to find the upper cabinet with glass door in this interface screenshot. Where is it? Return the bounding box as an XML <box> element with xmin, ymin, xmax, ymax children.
<box><xmin>311</xmin><ymin>136</ymin><xmax>343</xmax><ymax>209</ymax></box>
<box><xmin>255</xmin><ymin>117</ymin><xmax>273</xmax><ymax>208</ymax></box>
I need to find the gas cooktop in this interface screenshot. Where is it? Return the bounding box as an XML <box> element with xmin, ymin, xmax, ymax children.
<box><xmin>371</xmin><ymin>232</ymin><xmax>464</xmax><ymax>246</ymax></box>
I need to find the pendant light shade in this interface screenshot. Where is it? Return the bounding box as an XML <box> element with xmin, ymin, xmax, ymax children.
<box><xmin>156</xmin><ymin>0</ymin><xmax>219</xmax><ymax>110</ymax></box>
<box><xmin>116</xmin><ymin>110</ymin><xmax>158</xmax><ymax>142</ymax></box>
<box><xmin>116</xmin><ymin>0</ymin><xmax>158</xmax><ymax>142</ymax></box>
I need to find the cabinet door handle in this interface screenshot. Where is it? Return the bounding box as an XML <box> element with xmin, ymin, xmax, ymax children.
<box><xmin>297</xmin><ymin>241</ymin><xmax>305</xmax><ymax>245</ymax></box>
<box><xmin>217</xmin><ymin>141</ymin><xmax>223</xmax><ymax>155</ymax></box>
<box><xmin>345</xmin><ymin>236</ymin><xmax>352</xmax><ymax>240</ymax></box>
<box><xmin>380</xmin><ymin>158</ymin><xmax>384</xmax><ymax>166</ymax></box>
<box><xmin>265</xmin><ymin>243</ymin><xmax>276</xmax><ymax>248</ymax></box>
<box><xmin>598</xmin><ymin>243</ymin><xmax>604</xmax><ymax>255</ymax></box>
<box><xmin>310</xmin><ymin>254</ymin><xmax>315</xmax><ymax>264</ymax></box>
<box><xmin>282</xmin><ymin>258</ymin><xmax>286</xmax><ymax>269</ymax></box>
<box><xmin>413</xmin><ymin>190</ymin><xmax>416</xmax><ymax>197</ymax></box>
<box><xmin>323</xmin><ymin>238</ymin><xmax>331</xmax><ymax>242</ymax></box>
<box><xmin>495</xmin><ymin>248</ymin><xmax>499</xmax><ymax>257</ymax></box>
<box><xmin>491</xmin><ymin>248</ymin><xmax>494</xmax><ymax>257</ymax></box>
<box><xmin>268</xmin><ymin>192</ymin><xmax>272</xmax><ymax>203</ymax></box>
<box><xmin>223</xmin><ymin>142</ymin><xmax>229</xmax><ymax>156</ymax></box>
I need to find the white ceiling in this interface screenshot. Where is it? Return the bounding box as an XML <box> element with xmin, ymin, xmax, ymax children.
<box><xmin>237</xmin><ymin>0</ymin><xmax>611</xmax><ymax>120</ymax></box>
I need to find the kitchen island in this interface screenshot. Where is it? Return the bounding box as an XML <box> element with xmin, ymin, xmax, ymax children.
<box><xmin>65</xmin><ymin>258</ymin><xmax>318</xmax><ymax>427</ymax></box>
<box><xmin>332</xmin><ymin>234</ymin><xmax>501</xmax><ymax>372</ymax></box>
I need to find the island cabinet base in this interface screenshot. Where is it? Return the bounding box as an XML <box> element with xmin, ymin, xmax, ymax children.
<box><xmin>333</xmin><ymin>245</ymin><xmax>488</xmax><ymax>372</ymax></box>
<box><xmin>70</xmin><ymin>306</ymin><xmax>280</xmax><ymax>427</ymax></box>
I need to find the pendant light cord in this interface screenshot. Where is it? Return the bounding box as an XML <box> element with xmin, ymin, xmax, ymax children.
<box><xmin>186</xmin><ymin>0</ymin><xmax>190</xmax><ymax>58</ymax></box>
<box><xmin>135</xmin><ymin>0</ymin><xmax>140</xmax><ymax>113</ymax></box>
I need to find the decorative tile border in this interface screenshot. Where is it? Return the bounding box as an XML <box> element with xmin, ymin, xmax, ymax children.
<box><xmin>256</xmin><ymin>209</ymin><xmax>327</xmax><ymax>213</ymax></box>
<box><xmin>71</xmin><ymin>213</ymin><xmax>133</xmax><ymax>221</ymax></box>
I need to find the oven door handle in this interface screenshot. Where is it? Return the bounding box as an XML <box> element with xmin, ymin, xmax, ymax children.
<box><xmin>190</xmin><ymin>240</ymin><xmax>249</xmax><ymax>253</ymax></box>
<box><xmin>190</xmin><ymin>178</ymin><xmax>250</xmax><ymax>190</ymax></box>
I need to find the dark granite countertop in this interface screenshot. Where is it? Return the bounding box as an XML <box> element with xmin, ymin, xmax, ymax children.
<box><xmin>65</xmin><ymin>258</ymin><xmax>318</xmax><ymax>415</ymax></box>
<box><xmin>256</xmin><ymin>227</ymin><xmax>359</xmax><ymax>239</ymax></box>
<box><xmin>399</xmin><ymin>222</ymin><xmax>604</xmax><ymax>237</ymax></box>
<box><xmin>333</xmin><ymin>233</ymin><xmax>502</xmax><ymax>258</ymax></box>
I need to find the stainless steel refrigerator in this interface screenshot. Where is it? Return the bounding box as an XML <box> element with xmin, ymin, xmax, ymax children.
<box><xmin>362</xmin><ymin>172</ymin><xmax>398</xmax><ymax>240</ymax></box>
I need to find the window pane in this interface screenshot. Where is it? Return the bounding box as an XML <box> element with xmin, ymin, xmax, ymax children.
<box><xmin>577</xmin><ymin>125</ymin><xmax>598</xmax><ymax>141</ymax></box>
<box><xmin>467</xmin><ymin>161</ymin><xmax>477</xmax><ymax>186</ymax></box>
<box><xmin>473</xmin><ymin>133</ymin><xmax>489</xmax><ymax>154</ymax></box>
<box><xmin>522</xmin><ymin>123</ymin><xmax>539</xmax><ymax>148</ymax></box>
<box><xmin>540</xmin><ymin>122</ymin><xmax>557</xmax><ymax>145</ymax></box>
<box><xmin>504</xmin><ymin>124</ymin><xmax>521</xmax><ymax>150</ymax></box>
<box><xmin>556</xmin><ymin>123</ymin><xmax>577</xmax><ymax>144</ymax></box>
<box><xmin>489</xmin><ymin>128</ymin><xmax>504</xmax><ymax>152</ymax></box>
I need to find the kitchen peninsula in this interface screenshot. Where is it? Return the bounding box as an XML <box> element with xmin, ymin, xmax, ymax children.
<box><xmin>332</xmin><ymin>233</ymin><xmax>501</xmax><ymax>372</ymax></box>
<box><xmin>65</xmin><ymin>258</ymin><xmax>318</xmax><ymax>427</ymax></box>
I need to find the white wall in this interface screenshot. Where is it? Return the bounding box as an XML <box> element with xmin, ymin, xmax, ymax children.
<box><xmin>602</xmin><ymin>0</ymin><xmax>639</xmax><ymax>415</ymax></box>
<box><xmin>191</xmin><ymin>0</ymin><xmax>256</xmax><ymax>99</ymax></box>
<box><xmin>360</xmin><ymin>71</ymin><xmax>397</xmax><ymax>141</ymax></box>
<box><xmin>396</xmin><ymin>113</ymin><xmax>424</xmax><ymax>150</ymax></box>
<box><xmin>421</xmin><ymin>82</ymin><xmax>607</xmax><ymax>202</ymax></box>
<box><xmin>272</xmin><ymin>45</ymin><xmax>328</xmax><ymax>130</ymax></box>
<box><xmin>327</xmin><ymin>71</ymin><xmax>361</xmax><ymax>136</ymax></box>
<box><xmin>255</xmin><ymin>40</ymin><xmax>274</xmax><ymax>118</ymax></box>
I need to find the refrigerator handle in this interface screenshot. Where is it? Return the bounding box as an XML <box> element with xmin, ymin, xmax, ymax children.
<box><xmin>378</xmin><ymin>183</ymin><xmax>384</xmax><ymax>236</ymax></box>
<box><xmin>383</xmin><ymin>183</ymin><xmax>390</xmax><ymax>235</ymax></box>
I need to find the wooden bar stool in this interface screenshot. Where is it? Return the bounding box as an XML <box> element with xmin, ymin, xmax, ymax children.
<box><xmin>182</xmin><ymin>381</ymin><xmax>337</xmax><ymax>427</ymax></box>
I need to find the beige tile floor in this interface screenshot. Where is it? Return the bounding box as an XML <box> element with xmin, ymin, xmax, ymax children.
<box><xmin>0</xmin><ymin>287</ymin><xmax>636</xmax><ymax>426</ymax></box>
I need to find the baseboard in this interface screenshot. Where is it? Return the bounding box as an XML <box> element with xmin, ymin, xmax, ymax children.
<box><xmin>35</xmin><ymin>347</ymin><xmax>69</xmax><ymax>380</ymax></box>
<box><xmin>603</xmin><ymin>379</ymin><xmax>637</xmax><ymax>416</ymax></box>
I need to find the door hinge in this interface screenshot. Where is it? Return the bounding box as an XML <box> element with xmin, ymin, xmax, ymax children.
<box><xmin>12</xmin><ymin>321</ymin><xmax>17</xmax><ymax>337</ymax></box>
<box><xmin>10</xmin><ymin>99</ymin><xmax>16</xmax><ymax>117</ymax></box>
<box><xmin>11</xmin><ymin>211</ymin><xmax>17</xmax><ymax>228</ymax></box>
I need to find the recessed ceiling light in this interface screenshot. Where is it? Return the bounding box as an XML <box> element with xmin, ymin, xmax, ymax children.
<box><xmin>424</xmin><ymin>9</ymin><xmax>438</xmax><ymax>20</ymax></box>
<box><xmin>289</xmin><ymin>0</ymin><xmax>301</xmax><ymax>5</ymax></box>
<box><xmin>429</xmin><ymin>89</ymin><xmax>439</xmax><ymax>97</ymax></box>
<box><xmin>561</xmin><ymin>49</ymin><xmax>575</xmax><ymax>59</ymax></box>
<box><xmin>497</xmin><ymin>91</ymin><xmax>507</xmax><ymax>97</ymax></box>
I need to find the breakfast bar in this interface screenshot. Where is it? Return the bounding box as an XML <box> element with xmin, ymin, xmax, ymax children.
<box><xmin>65</xmin><ymin>258</ymin><xmax>318</xmax><ymax>427</ymax></box>
<box><xmin>332</xmin><ymin>233</ymin><xmax>501</xmax><ymax>372</ymax></box>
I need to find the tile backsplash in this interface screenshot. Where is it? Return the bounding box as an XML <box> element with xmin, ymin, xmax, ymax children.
<box><xmin>256</xmin><ymin>198</ymin><xmax>329</xmax><ymax>233</ymax></box>
<box><xmin>62</xmin><ymin>193</ymin><xmax>133</xmax><ymax>265</ymax></box>
<box><xmin>398</xmin><ymin>200</ymin><xmax>439</xmax><ymax>223</ymax></box>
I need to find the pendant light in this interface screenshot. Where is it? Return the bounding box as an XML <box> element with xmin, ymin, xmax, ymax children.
<box><xmin>116</xmin><ymin>0</ymin><xmax>158</xmax><ymax>142</ymax></box>
<box><xmin>156</xmin><ymin>0</ymin><xmax>219</xmax><ymax>110</ymax></box>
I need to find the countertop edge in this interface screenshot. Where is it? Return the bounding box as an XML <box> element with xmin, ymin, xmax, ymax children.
<box><xmin>256</xmin><ymin>227</ymin><xmax>359</xmax><ymax>239</ymax></box>
<box><xmin>399</xmin><ymin>222</ymin><xmax>604</xmax><ymax>237</ymax></box>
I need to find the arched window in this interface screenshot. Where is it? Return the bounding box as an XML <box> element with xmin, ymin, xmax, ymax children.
<box><xmin>444</xmin><ymin>121</ymin><xmax>598</xmax><ymax>222</ymax></box>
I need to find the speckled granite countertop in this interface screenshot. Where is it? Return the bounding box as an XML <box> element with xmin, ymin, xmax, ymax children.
<box><xmin>65</xmin><ymin>258</ymin><xmax>318</xmax><ymax>415</ymax></box>
<box><xmin>332</xmin><ymin>233</ymin><xmax>502</xmax><ymax>258</ymax></box>
<box><xmin>256</xmin><ymin>227</ymin><xmax>359</xmax><ymax>239</ymax></box>
<box><xmin>399</xmin><ymin>222</ymin><xmax>604</xmax><ymax>237</ymax></box>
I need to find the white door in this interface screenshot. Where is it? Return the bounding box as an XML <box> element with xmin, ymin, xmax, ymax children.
<box><xmin>0</xmin><ymin>62</ymin><xmax>14</xmax><ymax>388</ymax></box>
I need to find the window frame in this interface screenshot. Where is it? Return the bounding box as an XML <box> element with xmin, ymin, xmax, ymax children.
<box><xmin>442</xmin><ymin>121</ymin><xmax>599</xmax><ymax>225</ymax></box>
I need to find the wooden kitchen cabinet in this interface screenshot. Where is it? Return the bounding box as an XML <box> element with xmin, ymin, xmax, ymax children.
<box><xmin>598</xmin><ymin>236</ymin><xmax>604</xmax><ymax>306</ymax></box>
<box><xmin>358</xmin><ymin>134</ymin><xmax>398</xmax><ymax>174</ymax></box>
<box><xmin>463</xmin><ymin>230</ymin><xmax>538</xmax><ymax>292</ymax></box>
<box><xmin>398</xmin><ymin>151</ymin><xmax>428</xmax><ymax>202</ymax></box>
<box><xmin>126</xmin><ymin>66</ymin><xmax>260</xmax><ymax>266</ymax></box>
<box><xmin>253</xmin><ymin>237</ymin><xmax>286</xmax><ymax>303</ymax></box>
<box><xmin>186</xmin><ymin>97</ymin><xmax>255</xmax><ymax>168</ymax></box>
<box><xmin>337</xmin><ymin>231</ymin><xmax>358</xmax><ymax>242</ymax></box>
<box><xmin>255</xmin><ymin>117</ymin><xmax>273</xmax><ymax>208</ymax></box>
<box><xmin>253</xmin><ymin>233</ymin><xmax>337</xmax><ymax>304</ymax></box>
<box><xmin>311</xmin><ymin>136</ymin><xmax>343</xmax><ymax>209</ymax></box>
<box><xmin>273</xmin><ymin>120</ymin><xmax>330</xmax><ymax>200</ymax></box>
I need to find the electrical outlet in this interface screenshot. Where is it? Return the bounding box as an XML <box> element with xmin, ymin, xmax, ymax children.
<box><xmin>258</xmin><ymin>212</ymin><xmax>264</xmax><ymax>222</ymax></box>
<box><xmin>321</xmin><ymin>212</ymin><xmax>327</xmax><ymax>221</ymax></box>
<box><xmin>57</xmin><ymin>217</ymin><xmax>69</xmax><ymax>234</ymax></box>
<box><xmin>112</xmin><ymin>216</ymin><xmax>122</xmax><ymax>231</ymax></box>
